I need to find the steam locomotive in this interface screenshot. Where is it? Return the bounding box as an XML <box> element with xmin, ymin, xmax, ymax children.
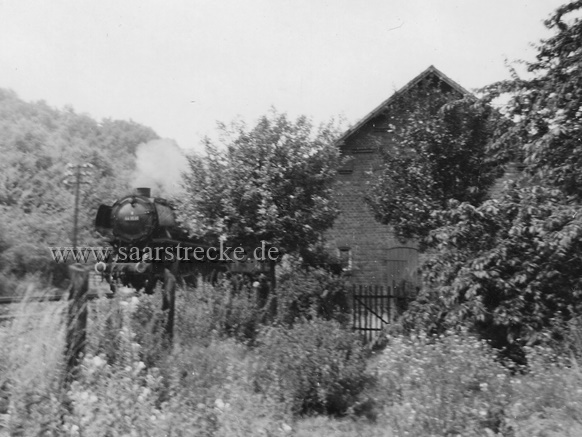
<box><xmin>94</xmin><ymin>187</ymin><xmax>268</xmax><ymax>293</ymax></box>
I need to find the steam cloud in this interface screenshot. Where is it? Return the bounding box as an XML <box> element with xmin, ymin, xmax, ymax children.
<box><xmin>131</xmin><ymin>139</ymin><xmax>189</xmax><ymax>197</ymax></box>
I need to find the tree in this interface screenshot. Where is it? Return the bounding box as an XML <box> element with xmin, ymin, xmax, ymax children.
<box><xmin>365</xmin><ymin>84</ymin><xmax>505</xmax><ymax>243</ymax></box>
<box><xmin>404</xmin><ymin>186</ymin><xmax>582</xmax><ymax>361</ymax></box>
<box><xmin>402</xmin><ymin>1</ymin><xmax>582</xmax><ymax>359</ymax></box>
<box><xmin>178</xmin><ymin>110</ymin><xmax>343</xmax><ymax>284</ymax></box>
<box><xmin>481</xmin><ymin>0</ymin><xmax>582</xmax><ymax>199</ymax></box>
<box><xmin>0</xmin><ymin>88</ymin><xmax>159</xmax><ymax>285</ymax></box>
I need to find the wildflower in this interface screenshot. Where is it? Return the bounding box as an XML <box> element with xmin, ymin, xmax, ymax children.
<box><xmin>119</xmin><ymin>287</ymin><xmax>134</xmax><ymax>296</ymax></box>
<box><xmin>92</xmin><ymin>355</ymin><xmax>106</xmax><ymax>368</ymax></box>
<box><xmin>133</xmin><ymin>361</ymin><xmax>146</xmax><ymax>375</ymax></box>
<box><xmin>129</xmin><ymin>296</ymin><xmax>140</xmax><ymax>312</ymax></box>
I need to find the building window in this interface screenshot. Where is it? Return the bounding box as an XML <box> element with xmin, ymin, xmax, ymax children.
<box><xmin>338</xmin><ymin>247</ymin><xmax>352</xmax><ymax>272</ymax></box>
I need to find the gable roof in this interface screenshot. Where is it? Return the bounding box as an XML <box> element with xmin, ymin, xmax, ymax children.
<box><xmin>337</xmin><ymin>65</ymin><xmax>472</xmax><ymax>145</ymax></box>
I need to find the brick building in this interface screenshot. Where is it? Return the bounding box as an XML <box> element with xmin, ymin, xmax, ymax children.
<box><xmin>326</xmin><ymin>66</ymin><xmax>471</xmax><ymax>287</ymax></box>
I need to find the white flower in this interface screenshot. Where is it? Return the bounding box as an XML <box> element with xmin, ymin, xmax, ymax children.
<box><xmin>92</xmin><ymin>355</ymin><xmax>106</xmax><ymax>368</ymax></box>
<box><xmin>129</xmin><ymin>296</ymin><xmax>140</xmax><ymax>312</ymax></box>
<box><xmin>119</xmin><ymin>287</ymin><xmax>134</xmax><ymax>296</ymax></box>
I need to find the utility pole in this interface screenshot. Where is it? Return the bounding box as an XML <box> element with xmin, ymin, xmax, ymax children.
<box><xmin>64</xmin><ymin>163</ymin><xmax>93</xmax><ymax>250</ymax></box>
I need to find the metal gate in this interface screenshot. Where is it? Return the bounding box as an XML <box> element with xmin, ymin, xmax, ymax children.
<box><xmin>352</xmin><ymin>284</ymin><xmax>411</xmax><ymax>343</ymax></box>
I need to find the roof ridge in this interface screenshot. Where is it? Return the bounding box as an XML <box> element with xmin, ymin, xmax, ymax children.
<box><xmin>336</xmin><ymin>66</ymin><xmax>472</xmax><ymax>145</ymax></box>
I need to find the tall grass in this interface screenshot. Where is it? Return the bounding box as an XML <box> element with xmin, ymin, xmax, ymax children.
<box><xmin>0</xmin><ymin>282</ymin><xmax>67</xmax><ymax>435</ymax></box>
<box><xmin>2</xmin><ymin>279</ymin><xmax>582</xmax><ymax>436</ymax></box>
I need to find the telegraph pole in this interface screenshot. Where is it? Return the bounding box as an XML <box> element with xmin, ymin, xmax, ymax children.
<box><xmin>64</xmin><ymin>163</ymin><xmax>93</xmax><ymax>250</ymax></box>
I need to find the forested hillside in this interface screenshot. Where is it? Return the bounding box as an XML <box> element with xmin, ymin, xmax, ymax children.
<box><xmin>0</xmin><ymin>89</ymin><xmax>159</xmax><ymax>289</ymax></box>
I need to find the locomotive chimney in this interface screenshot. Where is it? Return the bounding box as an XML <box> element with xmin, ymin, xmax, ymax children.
<box><xmin>135</xmin><ymin>187</ymin><xmax>151</xmax><ymax>197</ymax></box>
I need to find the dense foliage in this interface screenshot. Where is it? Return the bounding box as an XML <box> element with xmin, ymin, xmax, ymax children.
<box><xmin>366</xmin><ymin>84</ymin><xmax>505</xmax><ymax>241</ymax></box>
<box><xmin>405</xmin><ymin>187</ymin><xmax>582</xmax><ymax>355</ymax></box>
<box><xmin>275</xmin><ymin>262</ymin><xmax>351</xmax><ymax>326</ymax></box>
<box><xmin>253</xmin><ymin>318</ymin><xmax>368</xmax><ymax>416</ymax></box>
<box><xmin>179</xmin><ymin>110</ymin><xmax>343</xmax><ymax>261</ymax></box>
<box><xmin>0</xmin><ymin>89</ymin><xmax>158</xmax><ymax>288</ymax></box>
<box><xmin>402</xmin><ymin>1</ymin><xmax>582</xmax><ymax>356</ymax></box>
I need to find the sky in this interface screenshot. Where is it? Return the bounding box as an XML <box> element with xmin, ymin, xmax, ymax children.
<box><xmin>0</xmin><ymin>0</ymin><xmax>567</xmax><ymax>153</ymax></box>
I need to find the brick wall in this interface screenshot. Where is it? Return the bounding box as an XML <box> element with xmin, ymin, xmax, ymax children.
<box><xmin>326</xmin><ymin>116</ymin><xmax>418</xmax><ymax>286</ymax></box>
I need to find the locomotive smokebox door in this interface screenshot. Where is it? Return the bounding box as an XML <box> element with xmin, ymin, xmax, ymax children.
<box><xmin>95</xmin><ymin>204</ymin><xmax>113</xmax><ymax>229</ymax></box>
<box><xmin>112</xmin><ymin>197</ymin><xmax>157</xmax><ymax>243</ymax></box>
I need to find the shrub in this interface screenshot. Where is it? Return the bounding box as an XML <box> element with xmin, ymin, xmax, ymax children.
<box><xmin>0</xmin><ymin>242</ymin><xmax>69</xmax><ymax>287</ymax></box>
<box><xmin>253</xmin><ymin>318</ymin><xmax>368</xmax><ymax>416</ymax></box>
<box><xmin>174</xmin><ymin>265</ymin><xmax>351</xmax><ymax>345</ymax></box>
<box><xmin>175</xmin><ymin>279</ymin><xmax>260</xmax><ymax>344</ymax></box>
<box><xmin>275</xmin><ymin>263</ymin><xmax>351</xmax><ymax>327</ymax></box>
<box><xmin>130</xmin><ymin>292</ymin><xmax>170</xmax><ymax>366</ymax></box>
<box><xmin>0</xmin><ymin>243</ymin><xmax>52</xmax><ymax>277</ymax></box>
<box><xmin>373</xmin><ymin>331</ymin><xmax>513</xmax><ymax>436</ymax></box>
<box><xmin>502</xmin><ymin>345</ymin><xmax>582</xmax><ymax>436</ymax></box>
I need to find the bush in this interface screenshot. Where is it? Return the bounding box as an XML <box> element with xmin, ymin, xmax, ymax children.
<box><xmin>175</xmin><ymin>279</ymin><xmax>261</xmax><ymax>344</ymax></box>
<box><xmin>502</xmin><ymin>345</ymin><xmax>582</xmax><ymax>436</ymax></box>
<box><xmin>130</xmin><ymin>292</ymin><xmax>171</xmax><ymax>366</ymax></box>
<box><xmin>0</xmin><ymin>242</ymin><xmax>69</xmax><ymax>287</ymax></box>
<box><xmin>275</xmin><ymin>263</ymin><xmax>351</xmax><ymax>327</ymax></box>
<box><xmin>253</xmin><ymin>318</ymin><xmax>368</xmax><ymax>416</ymax></box>
<box><xmin>173</xmin><ymin>264</ymin><xmax>351</xmax><ymax>345</ymax></box>
<box><xmin>0</xmin><ymin>243</ymin><xmax>52</xmax><ymax>277</ymax></box>
<box><xmin>373</xmin><ymin>331</ymin><xmax>513</xmax><ymax>436</ymax></box>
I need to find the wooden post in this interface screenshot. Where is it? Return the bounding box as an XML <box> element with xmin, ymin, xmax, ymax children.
<box><xmin>65</xmin><ymin>264</ymin><xmax>89</xmax><ymax>381</ymax></box>
<box><xmin>164</xmin><ymin>268</ymin><xmax>176</xmax><ymax>345</ymax></box>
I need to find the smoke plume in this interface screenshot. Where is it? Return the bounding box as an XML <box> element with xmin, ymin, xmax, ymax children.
<box><xmin>131</xmin><ymin>139</ymin><xmax>189</xmax><ymax>197</ymax></box>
